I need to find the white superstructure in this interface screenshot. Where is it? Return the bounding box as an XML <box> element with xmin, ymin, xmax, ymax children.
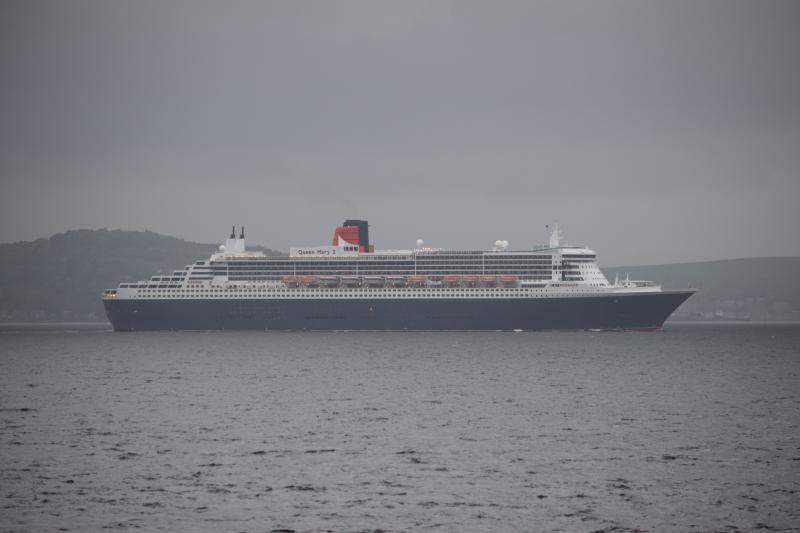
<box><xmin>103</xmin><ymin>223</ymin><xmax>661</xmax><ymax>302</ymax></box>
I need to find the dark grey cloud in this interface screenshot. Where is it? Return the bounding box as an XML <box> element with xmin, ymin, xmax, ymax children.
<box><xmin>1</xmin><ymin>0</ymin><xmax>798</xmax><ymax>265</ymax></box>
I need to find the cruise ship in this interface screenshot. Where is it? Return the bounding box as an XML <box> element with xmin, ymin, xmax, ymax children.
<box><xmin>102</xmin><ymin>220</ymin><xmax>694</xmax><ymax>331</ymax></box>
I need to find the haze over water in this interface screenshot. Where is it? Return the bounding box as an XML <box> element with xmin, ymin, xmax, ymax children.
<box><xmin>1</xmin><ymin>324</ymin><xmax>798</xmax><ymax>532</ymax></box>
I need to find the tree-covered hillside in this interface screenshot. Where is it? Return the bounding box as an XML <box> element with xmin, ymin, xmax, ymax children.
<box><xmin>0</xmin><ymin>229</ymin><xmax>282</xmax><ymax>321</ymax></box>
<box><xmin>603</xmin><ymin>258</ymin><xmax>800</xmax><ymax>321</ymax></box>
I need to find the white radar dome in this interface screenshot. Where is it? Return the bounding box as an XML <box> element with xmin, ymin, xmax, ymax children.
<box><xmin>502</xmin><ymin>240</ymin><xmax>509</xmax><ymax>249</ymax></box>
<box><xmin>219</xmin><ymin>244</ymin><xmax>226</xmax><ymax>251</ymax></box>
<box><xmin>416</xmin><ymin>239</ymin><xmax>424</xmax><ymax>247</ymax></box>
<box><xmin>495</xmin><ymin>240</ymin><xmax>503</xmax><ymax>248</ymax></box>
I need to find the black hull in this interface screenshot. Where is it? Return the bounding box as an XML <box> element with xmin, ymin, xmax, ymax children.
<box><xmin>103</xmin><ymin>291</ymin><xmax>694</xmax><ymax>332</ymax></box>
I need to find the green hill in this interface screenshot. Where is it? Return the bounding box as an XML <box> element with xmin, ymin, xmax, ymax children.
<box><xmin>603</xmin><ymin>257</ymin><xmax>800</xmax><ymax>321</ymax></box>
<box><xmin>0</xmin><ymin>229</ymin><xmax>282</xmax><ymax>321</ymax></box>
<box><xmin>0</xmin><ymin>229</ymin><xmax>797</xmax><ymax>322</ymax></box>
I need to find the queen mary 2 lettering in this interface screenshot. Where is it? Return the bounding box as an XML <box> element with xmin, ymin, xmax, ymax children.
<box><xmin>102</xmin><ymin>220</ymin><xmax>695</xmax><ymax>331</ymax></box>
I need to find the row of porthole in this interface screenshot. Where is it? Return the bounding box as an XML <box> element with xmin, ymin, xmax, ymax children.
<box><xmin>128</xmin><ymin>290</ymin><xmax>589</xmax><ymax>299</ymax></box>
<box><xmin>128</xmin><ymin>287</ymin><xmax>601</xmax><ymax>294</ymax></box>
<box><xmin>138</xmin><ymin>286</ymin><xmax>593</xmax><ymax>290</ymax></box>
<box><xmin>129</xmin><ymin>294</ymin><xmax>582</xmax><ymax>299</ymax></box>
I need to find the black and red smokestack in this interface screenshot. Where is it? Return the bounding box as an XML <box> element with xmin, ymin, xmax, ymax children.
<box><xmin>332</xmin><ymin>219</ymin><xmax>373</xmax><ymax>253</ymax></box>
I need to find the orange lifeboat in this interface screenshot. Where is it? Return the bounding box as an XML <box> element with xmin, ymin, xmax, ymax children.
<box><xmin>444</xmin><ymin>275</ymin><xmax>462</xmax><ymax>287</ymax></box>
<box><xmin>300</xmin><ymin>276</ymin><xmax>320</xmax><ymax>287</ymax></box>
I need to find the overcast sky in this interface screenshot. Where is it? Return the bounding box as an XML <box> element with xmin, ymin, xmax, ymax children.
<box><xmin>1</xmin><ymin>0</ymin><xmax>798</xmax><ymax>265</ymax></box>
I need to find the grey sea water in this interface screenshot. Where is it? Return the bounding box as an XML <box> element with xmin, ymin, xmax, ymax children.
<box><xmin>0</xmin><ymin>324</ymin><xmax>798</xmax><ymax>532</ymax></box>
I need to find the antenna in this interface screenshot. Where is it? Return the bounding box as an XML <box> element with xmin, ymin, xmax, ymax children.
<box><xmin>240</xmin><ymin>226</ymin><xmax>245</xmax><ymax>239</ymax></box>
<box><xmin>230</xmin><ymin>226</ymin><xmax>235</xmax><ymax>239</ymax></box>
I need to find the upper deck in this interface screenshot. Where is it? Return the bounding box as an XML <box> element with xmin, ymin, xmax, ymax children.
<box><xmin>112</xmin><ymin>221</ymin><xmax>616</xmax><ymax>292</ymax></box>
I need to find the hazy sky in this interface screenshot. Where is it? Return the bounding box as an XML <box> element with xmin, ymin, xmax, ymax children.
<box><xmin>1</xmin><ymin>0</ymin><xmax>798</xmax><ymax>265</ymax></box>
